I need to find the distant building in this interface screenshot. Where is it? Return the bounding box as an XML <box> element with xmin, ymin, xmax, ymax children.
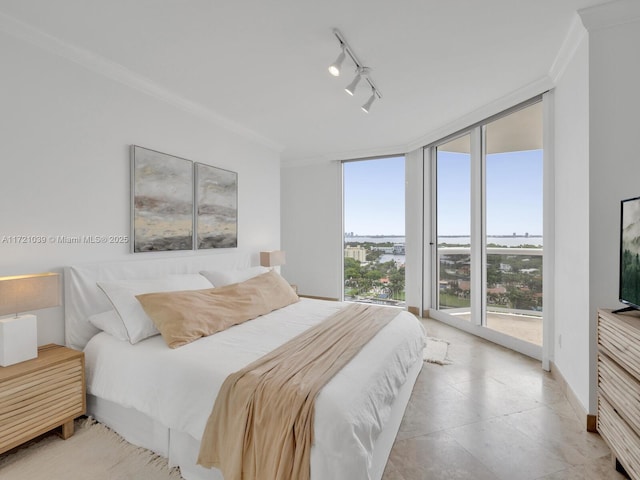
<box><xmin>393</xmin><ymin>243</ymin><xmax>405</xmax><ymax>254</ymax></box>
<box><xmin>372</xmin><ymin>246</ymin><xmax>394</xmax><ymax>254</ymax></box>
<box><xmin>345</xmin><ymin>246</ymin><xmax>367</xmax><ymax>262</ymax></box>
<box><xmin>487</xmin><ymin>285</ymin><xmax>507</xmax><ymax>295</ymax></box>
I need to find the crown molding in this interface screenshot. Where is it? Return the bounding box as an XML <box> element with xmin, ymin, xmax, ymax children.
<box><xmin>0</xmin><ymin>12</ymin><xmax>283</xmax><ymax>153</ymax></box>
<box><xmin>579</xmin><ymin>0</ymin><xmax>640</xmax><ymax>32</ymax></box>
<box><xmin>549</xmin><ymin>14</ymin><xmax>588</xmax><ymax>83</ymax></box>
<box><xmin>280</xmin><ymin>144</ymin><xmax>407</xmax><ymax>168</ymax></box>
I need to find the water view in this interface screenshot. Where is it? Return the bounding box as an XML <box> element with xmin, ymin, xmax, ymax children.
<box><xmin>344</xmin><ymin>235</ymin><xmax>543</xmax><ymax>312</ymax></box>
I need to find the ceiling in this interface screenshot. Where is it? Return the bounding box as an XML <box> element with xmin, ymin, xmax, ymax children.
<box><xmin>0</xmin><ymin>0</ymin><xmax>609</xmax><ymax>164</ymax></box>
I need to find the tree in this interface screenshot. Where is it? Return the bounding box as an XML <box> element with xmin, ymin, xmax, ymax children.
<box><xmin>344</xmin><ymin>257</ymin><xmax>362</xmax><ymax>279</ymax></box>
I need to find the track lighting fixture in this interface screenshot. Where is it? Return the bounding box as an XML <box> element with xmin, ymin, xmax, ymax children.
<box><xmin>361</xmin><ymin>89</ymin><xmax>376</xmax><ymax>113</ymax></box>
<box><xmin>328</xmin><ymin>47</ymin><xmax>345</xmax><ymax>76</ymax></box>
<box><xmin>328</xmin><ymin>28</ymin><xmax>382</xmax><ymax>112</ymax></box>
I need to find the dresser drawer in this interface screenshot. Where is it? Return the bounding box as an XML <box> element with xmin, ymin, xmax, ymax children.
<box><xmin>599</xmin><ymin>352</ymin><xmax>640</xmax><ymax>437</ymax></box>
<box><xmin>598</xmin><ymin>309</ymin><xmax>640</xmax><ymax>381</ymax></box>
<box><xmin>599</xmin><ymin>394</ymin><xmax>640</xmax><ymax>480</ymax></box>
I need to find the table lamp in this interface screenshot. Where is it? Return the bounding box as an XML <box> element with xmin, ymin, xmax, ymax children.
<box><xmin>260</xmin><ymin>251</ymin><xmax>286</xmax><ymax>270</ymax></box>
<box><xmin>0</xmin><ymin>273</ymin><xmax>61</xmax><ymax>367</ymax></box>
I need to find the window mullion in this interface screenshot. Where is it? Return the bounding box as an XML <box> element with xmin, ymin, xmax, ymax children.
<box><xmin>470</xmin><ymin>127</ymin><xmax>484</xmax><ymax>326</ymax></box>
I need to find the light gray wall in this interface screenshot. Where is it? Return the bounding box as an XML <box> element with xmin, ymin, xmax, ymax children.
<box><xmin>280</xmin><ymin>162</ymin><xmax>342</xmax><ymax>299</ymax></box>
<box><xmin>585</xmin><ymin>8</ymin><xmax>640</xmax><ymax>412</ymax></box>
<box><xmin>0</xmin><ymin>32</ymin><xmax>281</xmax><ymax>345</ymax></box>
<box><xmin>404</xmin><ymin>150</ymin><xmax>423</xmax><ymax>312</ymax></box>
<box><xmin>552</xmin><ymin>29</ymin><xmax>591</xmax><ymax>411</ymax></box>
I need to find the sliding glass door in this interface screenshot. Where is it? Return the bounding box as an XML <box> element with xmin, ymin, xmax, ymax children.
<box><xmin>484</xmin><ymin>105</ymin><xmax>543</xmax><ymax>345</ymax></box>
<box><xmin>435</xmin><ymin>134</ymin><xmax>472</xmax><ymax>318</ymax></box>
<box><xmin>427</xmin><ymin>100</ymin><xmax>544</xmax><ymax>359</ymax></box>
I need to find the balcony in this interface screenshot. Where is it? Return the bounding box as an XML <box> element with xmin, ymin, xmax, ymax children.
<box><xmin>438</xmin><ymin>246</ymin><xmax>543</xmax><ymax>346</ymax></box>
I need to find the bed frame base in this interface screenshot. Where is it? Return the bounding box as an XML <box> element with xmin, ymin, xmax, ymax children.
<box><xmin>87</xmin><ymin>357</ymin><xmax>423</xmax><ymax>480</ymax></box>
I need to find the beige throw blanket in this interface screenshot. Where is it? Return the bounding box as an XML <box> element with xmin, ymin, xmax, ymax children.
<box><xmin>197</xmin><ymin>303</ymin><xmax>399</xmax><ymax>480</ymax></box>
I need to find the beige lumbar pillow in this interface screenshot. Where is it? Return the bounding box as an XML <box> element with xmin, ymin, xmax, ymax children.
<box><xmin>136</xmin><ymin>270</ymin><xmax>299</xmax><ymax>348</ymax></box>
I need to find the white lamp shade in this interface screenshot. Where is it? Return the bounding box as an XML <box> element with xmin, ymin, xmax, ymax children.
<box><xmin>0</xmin><ymin>273</ymin><xmax>61</xmax><ymax>316</ymax></box>
<box><xmin>260</xmin><ymin>251</ymin><xmax>286</xmax><ymax>268</ymax></box>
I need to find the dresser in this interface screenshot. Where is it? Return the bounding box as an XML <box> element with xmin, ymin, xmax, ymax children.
<box><xmin>597</xmin><ymin>308</ymin><xmax>640</xmax><ymax>479</ymax></box>
<box><xmin>0</xmin><ymin>344</ymin><xmax>86</xmax><ymax>454</ymax></box>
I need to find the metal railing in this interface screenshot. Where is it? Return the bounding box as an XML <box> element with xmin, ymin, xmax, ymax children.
<box><xmin>438</xmin><ymin>246</ymin><xmax>543</xmax><ymax>317</ymax></box>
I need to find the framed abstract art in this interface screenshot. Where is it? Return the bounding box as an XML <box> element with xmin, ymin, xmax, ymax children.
<box><xmin>131</xmin><ymin>146</ymin><xmax>194</xmax><ymax>252</ymax></box>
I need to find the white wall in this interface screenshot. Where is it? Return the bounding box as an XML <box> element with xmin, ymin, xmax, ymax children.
<box><xmin>405</xmin><ymin>150</ymin><xmax>423</xmax><ymax>312</ymax></box>
<box><xmin>280</xmin><ymin>162</ymin><xmax>341</xmax><ymax>299</ymax></box>
<box><xmin>552</xmin><ymin>27</ymin><xmax>591</xmax><ymax>411</ymax></box>
<box><xmin>584</xmin><ymin>5</ymin><xmax>640</xmax><ymax>413</ymax></box>
<box><xmin>0</xmin><ymin>33</ymin><xmax>281</xmax><ymax>345</ymax></box>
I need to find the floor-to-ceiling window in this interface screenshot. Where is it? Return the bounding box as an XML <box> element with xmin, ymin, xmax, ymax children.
<box><xmin>484</xmin><ymin>105</ymin><xmax>543</xmax><ymax>345</ymax></box>
<box><xmin>436</xmin><ymin>134</ymin><xmax>472</xmax><ymax>315</ymax></box>
<box><xmin>343</xmin><ymin>156</ymin><xmax>405</xmax><ymax>306</ymax></box>
<box><xmin>427</xmin><ymin>99</ymin><xmax>544</xmax><ymax>359</ymax></box>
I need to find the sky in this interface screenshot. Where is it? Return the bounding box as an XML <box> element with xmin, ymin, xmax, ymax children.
<box><xmin>344</xmin><ymin>150</ymin><xmax>543</xmax><ymax>237</ymax></box>
<box><xmin>344</xmin><ymin>156</ymin><xmax>405</xmax><ymax>236</ymax></box>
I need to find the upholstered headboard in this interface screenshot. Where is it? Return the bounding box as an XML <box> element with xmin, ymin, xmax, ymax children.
<box><xmin>64</xmin><ymin>253</ymin><xmax>251</xmax><ymax>350</ymax></box>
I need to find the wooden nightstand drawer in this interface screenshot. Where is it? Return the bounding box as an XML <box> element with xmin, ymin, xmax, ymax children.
<box><xmin>0</xmin><ymin>344</ymin><xmax>86</xmax><ymax>454</ymax></box>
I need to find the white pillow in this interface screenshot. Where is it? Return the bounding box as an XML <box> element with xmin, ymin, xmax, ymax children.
<box><xmin>88</xmin><ymin>310</ymin><xmax>129</xmax><ymax>342</ymax></box>
<box><xmin>200</xmin><ymin>266</ymin><xmax>269</xmax><ymax>287</ymax></box>
<box><xmin>97</xmin><ymin>274</ymin><xmax>213</xmax><ymax>344</ymax></box>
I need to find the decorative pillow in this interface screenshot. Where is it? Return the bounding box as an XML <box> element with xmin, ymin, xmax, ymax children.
<box><xmin>88</xmin><ymin>310</ymin><xmax>129</xmax><ymax>342</ymax></box>
<box><xmin>199</xmin><ymin>266</ymin><xmax>269</xmax><ymax>287</ymax></box>
<box><xmin>97</xmin><ymin>274</ymin><xmax>214</xmax><ymax>344</ymax></box>
<box><xmin>137</xmin><ymin>270</ymin><xmax>299</xmax><ymax>349</ymax></box>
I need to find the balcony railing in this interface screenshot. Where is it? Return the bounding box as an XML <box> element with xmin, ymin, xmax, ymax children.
<box><xmin>438</xmin><ymin>245</ymin><xmax>543</xmax><ymax>345</ymax></box>
<box><xmin>438</xmin><ymin>246</ymin><xmax>543</xmax><ymax>315</ymax></box>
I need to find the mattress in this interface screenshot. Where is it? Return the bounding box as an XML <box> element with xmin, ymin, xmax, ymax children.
<box><xmin>83</xmin><ymin>298</ymin><xmax>425</xmax><ymax>480</ymax></box>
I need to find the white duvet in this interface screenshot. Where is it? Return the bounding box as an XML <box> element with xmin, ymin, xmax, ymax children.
<box><xmin>84</xmin><ymin>298</ymin><xmax>425</xmax><ymax>480</ymax></box>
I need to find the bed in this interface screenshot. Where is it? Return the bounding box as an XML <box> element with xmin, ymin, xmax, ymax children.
<box><xmin>64</xmin><ymin>254</ymin><xmax>425</xmax><ymax>480</ymax></box>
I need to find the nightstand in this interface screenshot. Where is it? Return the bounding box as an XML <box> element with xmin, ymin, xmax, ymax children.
<box><xmin>0</xmin><ymin>344</ymin><xmax>86</xmax><ymax>454</ymax></box>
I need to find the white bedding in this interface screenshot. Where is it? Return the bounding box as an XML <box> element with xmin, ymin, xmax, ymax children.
<box><xmin>84</xmin><ymin>298</ymin><xmax>425</xmax><ymax>480</ymax></box>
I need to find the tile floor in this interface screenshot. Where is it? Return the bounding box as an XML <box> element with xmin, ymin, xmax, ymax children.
<box><xmin>382</xmin><ymin>317</ymin><xmax>627</xmax><ymax>480</ymax></box>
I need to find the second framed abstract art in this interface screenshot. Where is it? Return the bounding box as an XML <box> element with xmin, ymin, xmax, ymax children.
<box><xmin>195</xmin><ymin>162</ymin><xmax>238</xmax><ymax>249</ymax></box>
<box><xmin>130</xmin><ymin>145</ymin><xmax>238</xmax><ymax>252</ymax></box>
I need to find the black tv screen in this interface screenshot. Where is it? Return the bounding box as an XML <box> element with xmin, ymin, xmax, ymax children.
<box><xmin>620</xmin><ymin>196</ymin><xmax>640</xmax><ymax>310</ymax></box>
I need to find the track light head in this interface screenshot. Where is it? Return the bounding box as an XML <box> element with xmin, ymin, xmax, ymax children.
<box><xmin>361</xmin><ymin>90</ymin><xmax>376</xmax><ymax>113</ymax></box>
<box><xmin>344</xmin><ymin>74</ymin><xmax>361</xmax><ymax>96</ymax></box>
<box><xmin>345</xmin><ymin>67</ymin><xmax>369</xmax><ymax>96</ymax></box>
<box><xmin>328</xmin><ymin>48</ymin><xmax>346</xmax><ymax>76</ymax></box>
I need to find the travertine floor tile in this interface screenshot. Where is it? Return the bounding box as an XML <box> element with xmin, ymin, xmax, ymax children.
<box><xmin>535</xmin><ymin>454</ymin><xmax>626</xmax><ymax>479</ymax></box>
<box><xmin>388</xmin><ymin>431</ymin><xmax>498</xmax><ymax>480</ymax></box>
<box><xmin>383</xmin><ymin>317</ymin><xmax>624</xmax><ymax>480</ymax></box>
<box><xmin>446</xmin><ymin>417</ymin><xmax>570</xmax><ymax>479</ymax></box>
